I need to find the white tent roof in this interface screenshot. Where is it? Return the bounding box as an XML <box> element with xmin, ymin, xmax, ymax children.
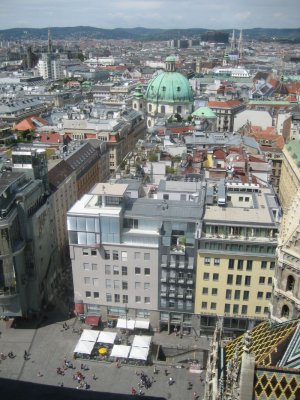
<box><xmin>132</xmin><ymin>335</ymin><xmax>152</xmax><ymax>348</ymax></box>
<box><xmin>129</xmin><ymin>346</ymin><xmax>149</xmax><ymax>361</ymax></box>
<box><xmin>116</xmin><ymin>318</ymin><xmax>135</xmax><ymax>330</ymax></box>
<box><xmin>74</xmin><ymin>340</ymin><xmax>95</xmax><ymax>355</ymax></box>
<box><xmin>135</xmin><ymin>320</ymin><xmax>150</xmax><ymax>330</ymax></box>
<box><xmin>110</xmin><ymin>345</ymin><xmax>130</xmax><ymax>359</ymax></box>
<box><xmin>97</xmin><ymin>331</ymin><xmax>117</xmax><ymax>344</ymax></box>
<box><xmin>80</xmin><ymin>329</ymin><xmax>99</xmax><ymax>342</ymax></box>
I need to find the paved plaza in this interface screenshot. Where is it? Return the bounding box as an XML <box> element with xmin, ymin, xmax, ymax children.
<box><xmin>0</xmin><ymin>310</ymin><xmax>209</xmax><ymax>400</ymax></box>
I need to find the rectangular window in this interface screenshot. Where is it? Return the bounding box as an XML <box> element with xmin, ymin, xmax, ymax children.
<box><xmin>91</xmin><ymin>249</ymin><xmax>97</xmax><ymax>256</ymax></box>
<box><xmin>113</xmin><ymin>251</ymin><xmax>119</xmax><ymax>260</ymax></box>
<box><xmin>246</xmin><ymin>260</ymin><xmax>252</xmax><ymax>271</ymax></box>
<box><xmin>83</xmin><ymin>249</ymin><xmax>89</xmax><ymax>256</ymax></box>
<box><xmin>134</xmin><ymin>252</ymin><xmax>141</xmax><ymax>260</ymax></box>
<box><xmin>104</xmin><ymin>250</ymin><xmax>110</xmax><ymax>260</ymax></box>
<box><xmin>204</xmin><ymin>257</ymin><xmax>211</xmax><ymax>265</ymax></box>
<box><xmin>236</xmin><ymin>275</ymin><xmax>242</xmax><ymax>285</ymax></box>
<box><xmin>202</xmin><ymin>302</ymin><xmax>207</xmax><ymax>309</ymax></box>
<box><xmin>135</xmin><ymin>282</ymin><xmax>141</xmax><ymax>289</ymax></box>
<box><xmin>214</xmin><ymin>258</ymin><xmax>220</xmax><ymax>266</ymax></box>
<box><xmin>114</xmin><ymin>294</ymin><xmax>120</xmax><ymax>303</ymax></box>
<box><xmin>259</xmin><ymin>277</ymin><xmax>265</xmax><ymax>284</ymax></box>
<box><xmin>213</xmin><ymin>273</ymin><xmax>219</xmax><ymax>281</ymax></box>
<box><xmin>266</xmin><ymin>292</ymin><xmax>271</xmax><ymax>299</ymax></box>
<box><xmin>211</xmin><ymin>302</ymin><xmax>216</xmax><ymax>310</ymax></box>
<box><xmin>228</xmin><ymin>259</ymin><xmax>234</xmax><ymax>269</ymax></box>
<box><xmin>93</xmin><ymin>292</ymin><xmax>99</xmax><ymax>298</ymax></box>
<box><xmin>84</xmin><ymin>277</ymin><xmax>91</xmax><ymax>284</ymax></box>
<box><xmin>122</xmin><ymin>281</ymin><xmax>128</xmax><ymax>290</ymax></box>
<box><xmin>92</xmin><ymin>264</ymin><xmax>97</xmax><ymax>271</ymax></box>
<box><xmin>237</xmin><ymin>260</ymin><xmax>244</xmax><ymax>270</ymax></box>
<box><xmin>85</xmin><ymin>291</ymin><xmax>91</xmax><ymax>298</ymax></box>
<box><xmin>135</xmin><ymin>296</ymin><xmax>141</xmax><ymax>303</ymax></box>
<box><xmin>234</xmin><ymin>290</ymin><xmax>240</xmax><ymax>300</ymax></box>
<box><xmin>105</xmin><ymin>265</ymin><xmax>111</xmax><ymax>275</ymax></box>
<box><xmin>257</xmin><ymin>291</ymin><xmax>263</xmax><ymax>299</ymax></box>
<box><xmin>135</xmin><ymin>267</ymin><xmax>141</xmax><ymax>274</ymax></box>
<box><xmin>261</xmin><ymin>261</ymin><xmax>267</xmax><ymax>269</ymax></box>
<box><xmin>113</xmin><ymin>265</ymin><xmax>119</xmax><ymax>275</ymax></box>
<box><xmin>144</xmin><ymin>283</ymin><xmax>150</xmax><ymax>290</ymax></box>
<box><xmin>106</xmin><ymin>293</ymin><xmax>112</xmax><ymax>302</ymax></box>
<box><xmin>114</xmin><ymin>280</ymin><xmax>120</xmax><ymax>289</ymax></box>
<box><xmin>241</xmin><ymin>305</ymin><xmax>248</xmax><ymax>315</ymax></box>
<box><xmin>243</xmin><ymin>291</ymin><xmax>249</xmax><ymax>300</ymax></box>
<box><xmin>264</xmin><ymin>307</ymin><xmax>269</xmax><ymax>314</ymax></box>
<box><xmin>121</xmin><ymin>251</ymin><xmax>127</xmax><ymax>261</ymax></box>
<box><xmin>83</xmin><ymin>263</ymin><xmax>89</xmax><ymax>270</ymax></box>
<box><xmin>270</xmin><ymin>262</ymin><xmax>275</xmax><ymax>270</ymax></box>
<box><xmin>227</xmin><ymin>274</ymin><xmax>233</xmax><ymax>284</ymax></box>
<box><xmin>202</xmin><ymin>287</ymin><xmax>208</xmax><ymax>294</ymax></box>
<box><xmin>226</xmin><ymin>289</ymin><xmax>232</xmax><ymax>299</ymax></box>
<box><xmin>224</xmin><ymin>304</ymin><xmax>230</xmax><ymax>313</ymax></box>
<box><xmin>123</xmin><ymin>295</ymin><xmax>128</xmax><ymax>304</ymax></box>
<box><xmin>105</xmin><ymin>279</ymin><xmax>111</xmax><ymax>289</ymax></box>
<box><xmin>122</xmin><ymin>266</ymin><xmax>127</xmax><ymax>276</ymax></box>
<box><xmin>144</xmin><ymin>297</ymin><xmax>150</xmax><ymax>304</ymax></box>
<box><xmin>203</xmin><ymin>272</ymin><xmax>209</xmax><ymax>280</ymax></box>
<box><xmin>144</xmin><ymin>253</ymin><xmax>150</xmax><ymax>261</ymax></box>
<box><xmin>233</xmin><ymin>304</ymin><xmax>239</xmax><ymax>314</ymax></box>
<box><xmin>92</xmin><ymin>278</ymin><xmax>99</xmax><ymax>286</ymax></box>
<box><xmin>268</xmin><ymin>277</ymin><xmax>272</xmax><ymax>285</ymax></box>
<box><xmin>212</xmin><ymin>288</ymin><xmax>218</xmax><ymax>296</ymax></box>
<box><xmin>245</xmin><ymin>276</ymin><xmax>251</xmax><ymax>286</ymax></box>
<box><xmin>255</xmin><ymin>306</ymin><xmax>261</xmax><ymax>313</ymax></box>
<box><xmin>144</xmin><ymin>268</ymin><xmax>150</xmax><ymax>275</ymax></box>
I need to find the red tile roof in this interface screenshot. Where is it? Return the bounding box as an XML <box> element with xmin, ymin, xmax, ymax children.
<box><xmin>207</xmin><ymin>100</ymin><xmax>242</xmax><ymax>109</ymax></box>
<box><xmin>14</xmin><ymin>116</ymin><xmax>49</xmax><ymax>132</ymax></box>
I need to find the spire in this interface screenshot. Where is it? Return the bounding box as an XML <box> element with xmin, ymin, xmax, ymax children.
<box><xmin>230</xmin><ymin>30</ymin><xmax>235</xmax><ymax>52</ymax></box>
<box><xmin>48</xmin><ymin>28</ymin><xmax>52</xmax><ymax>53</ymax></box>
<box><xmin>238</xmin><ymin>29</ymin><xmax>243</xmax><ymax>58</ymax></box>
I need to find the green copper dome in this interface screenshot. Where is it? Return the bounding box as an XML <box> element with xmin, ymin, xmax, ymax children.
<box><xmin>145</xmin><ymin>71</ymin><xmax>194</xmax><ymax>103</ymax></box>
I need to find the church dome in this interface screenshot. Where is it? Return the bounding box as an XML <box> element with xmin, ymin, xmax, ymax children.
<box><xmin>145</xmin><ymin>57</ymin><xmax>194</xmax><ymax>104</ymax></box>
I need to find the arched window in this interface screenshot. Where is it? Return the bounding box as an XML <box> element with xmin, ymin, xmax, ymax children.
<box><xmin>148</xmin><ymin>104</ymin><xmax>152</xmax><ymax>112</ymax></box>
<box><xmin>286</xmin><ymin>275</ymin><xmax>295</xmax><ymax>291</ymax></box>
<box><xmin>147</xmin><ymin>120</ymin><xmax>151</xmax><ymax>127</ymax></box>
<box><xmin>281</xmin><ymin>305</ymin><xmax>290</xmax><ymax>318</ymax></box>
<box><xmin>161</xmin><ymin>105</ymin><xmax>165</xmax><ymax>113</ymax></box>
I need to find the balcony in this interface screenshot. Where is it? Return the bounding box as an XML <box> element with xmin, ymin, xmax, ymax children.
<box><xmin>178</xmin><ymin>278</ymin><xmax>185</xmax><ymax>284</ymax></box>
<box><xmin>169</xmin><ymin>278</ymin><xmax>176</xmax><ymax>284</ymax></box>
<box><xmin>169</xmin><ymin>292</ymin><xmax>176</xmax><ymax>298</ymax></box>
<box><xmin>161</xmin><ymin>292</ymin><xmax>167</xmax><ymax>297</ymax></box>
<box><xmin>186</xmin><ymin>294</ymin><xmax>193</xmax><ymax>300</ymax></box>
<box><xmin>177</xmin><ymin>294</ymin><xmax>184</xmax><ymax>299</ymax></box>
<box><xmin>187</xmin><ymin>279</ymin><xmax>193</xmax><ymax>285</ymax></box>
<box><xmin>160</xmin><ymin>277</ymin><xmax>167</xmax><ymax>283</ymax></box>
<box><xmin>170</xmin><ymin>244</ymin><xmax>185</xmax><ymax>255</ymax></box>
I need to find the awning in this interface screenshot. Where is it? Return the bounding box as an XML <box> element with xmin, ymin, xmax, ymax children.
<box><xmin>116</xmin><ymin>318</ymin><xmax>135</xmax><ymax>330</ymax></box>
<box><xmin>129</xmin><ymin>346</ymin><xmax>149</xmax><ymax>361</ymax></box>
<box><xmin>80</xmin><ymin>329</ymin><xmax>99</xmax><ymax>342</ymax></box>
<box><xmin>110</xmin><ymin>345</ymin><xmax>130</xmax><ymax>359</ymax></box>
<box><xmin>85</xmin><ymin>315</ymin><xmax>101</xmax><ymax>326</ymax></box>
<box><xmin>97</xmin><ymin>331</ymin><xmax>117</xmax><ymax>344</ymax></box>
<box><xmin>132</xmin><ymin>335</ymin><xmax>151</xmax><ymax>348</ymax></box>
<box><xmin>74</xmin><ymin>340</ymin><xmax>95</xmax><ymax>355</ymax></box>
<box><xmin>135</xmin><ymin>320</ymin><xmax>150</xmax><ymax>330</ymax></box>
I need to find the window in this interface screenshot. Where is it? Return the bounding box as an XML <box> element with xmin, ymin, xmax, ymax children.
<box><xmin>113</xmin><ymin>265</ymin><xmax>119</xmax><ymax>275</ymax></box>
<box><xmin>113</xmin><ymin>251</ymin><xmax>119</xmax><ymax>260</ymax></box>
<box><xmin>123</xmin><ymin>295</ymin><xmax>128</xmax><ymax>303</ymax></box>
<box><xmin>114</xmin><ymin>294</ymin><xmax>120</xmax><ymax>303</ymax></box>
<box><xmin>106</xmin><ymin>293</ymin><xmax>112</xmax><ymax>302</ymax></box>
<box><xmin>122</xmin><ymin>281</ymin><xmax>128</xmax><ymax>290</ymax></box>
<box><xmin>261</xmin><ymin>261</ymin><xmax>267</xmax><ymax>269</ymax></box>
<box><xmin>224</xmin><ymin>304</ymin><xmax>230</xmax><ymax>313</ymax></box>
<box><xmin>211</xmin><ymin>302</ymin><xmax>216</xmax><ymax>310</ymax></box>
<box><xmin>226</xmin><ymin>289</ymin><xmax>232</xmax><ymax>299</ymax></box>
<box><xmin>114</xmin><ymin>280</ymin><xmax>120</xmax><ymax>289</ymax></box>
<box><xmin>233</xmin><ymin>304</ymin><xmax>239</xmax><ymax>314</ymax></box>
<box><xmin>122</xmin><ymin>266</ymin><xmax>127</xmax><ymax>276</ymax></box>
<box><xmin>135</xmin><ymin>267</ymin><xmax>141</xmax><ymax>274</ymax></box>
<box><xmin>237</xmin><ymin>260</ymin><xmax>244</xmax><ymax>270</ymax></box>
<box><xmin>243</xmin><ymin>291</ymin><xmax>249</xmax><ymax>301</ymax></box>
<box><xmin>134</xmin><ymin>252</ymin><xmax>141</xmax><ymax>260</ymax></box>
<box><xmin>257</xmin><ymin>291</ymin><xmax>263</xmax><ymax>299</ymax></box>
<box><xmin>144</xmin><ymin>297</ymin><xmax>150</xmax><ymax>304</ymax></box>
<box><xmin>144</xmin><ymin>283</ymin><xmax>150</xmax><ymax>290</ymax></box>
<box><xmin>286</xmin><ymin>275</ymin><xmax>295</xmax><ymax>291</ymax></box>
<box><xmin>213</xmin><ymin>273</ymin><xmax>219</xmax><ymax>281</ymax></box>
<box><xmin>121</xmin><ymin>251</ymin><xmax>127</xmax><ymax>261</ymax></box>
<box><xmin>259</xmin><ymin>277</ymin><xmax>265</xmax><ymax>284</ymax></box>
<box><xmin>144</xmin><ymin>253</ymin><xmax>150</xmax><ymax>261</ymax></box>
<box><xmin>228</xmin><ymin>259</ymin><xmax>234</xmax><ymax>269</ymax></box>
<box><xmin>135</xmin><ymin>282</ymin><xmax>141</xmax><ymax>289</ymax></box>
<box><xmin>245</xmin><ymin>276</ymin><xmax>251</xmax><ymax>286</ymax></box>
<box><xmin>85</xmin><ymin>291</ymin><xmax>91</xmax><ymax>298</ymax></box>
<box><xmin>135</xmin><ymin>296</ymin><xmax>141</xmax><ymax>303</ymax></box>
<box><xmin>84</xmin><ymin>277</ymin><xmax>91</xmax><ymax>284</ymax></box>
<box><xmin>212</xmin><ymin>288</ymin><xmax>218</xmax><ymax>296</ymax></box>
<box><xmin>92</xmin><ymin>264</ymin><xmax>97</xmax><ymax>271</ymax></box>
<box><xmin>203</xmin><ymin>273</ymin><xmax>209</xmax><ymax>280</ymax></box>
<box><xmin>255</xmin><ymin>306</ymin><xmax>261</xmax><ymax>313</ymax></box>
<box><xmin>241</xmin><ymin>305</ymin><xmax>248</xmax><ymax>315</ymax></box>
<box><xmin>270</xmin><ymin>261</ymin><xmax>275</xmax><ymax>270</ymax></box>
<box><xmin>239</xmin><ymin>196</ymin><xmax>243</xmax><ymax>201</ymax></box>
<box><xmin>93</xmin><ymin>292</ymin><xmax>99</xmax><ymax>298</ymax></box>
<box><xmin>214</xmin><ymin>258</ymin><xmax>220</xmax><ymax>266</ymax></box>
<box><xmin>202</xmin><ymin>302</ymin><xmax>207</xmax><ymax>309</ymax></box>
<box><xmin>266</xmin><ymin>292</ymin><xmax>271</xmax><ymax>299</ymax></box>
<box><xmin>227</xmin><ymin>274</ymin><xmax>233</xmax><ymax>284</ymax></box>
<box><xmin>144</xmin><ymin>268</ymin><xmax>150</xmax><ymax>275</ymax></box>
<box><xmin>83</xmin><ymin>263</ymin><xmax>89</xmax><ymax>270</ymax></box>
<box><xmin>234</xmin><ymin>290</ymin><xmax>240</xmax><ymax>300</ymax></box>
<box><xmin>91</xmin><ymin>250</ymin><xmax>97</xmax><ymax>256</ymax></box>
<box><xmin>202</xmin><ymin>287</ymin><xmax>208</xmax><ymax>294</ymax></box>
<box><xmin>268</xmin><ymin>277</ymin><xmax>272</xmax><ymax>285</ymax></box>
<box><xmin>105</xmin><ymin>279</ymin><xmax>112</xmax><ymax>289</ymax></box>
<box><xmin>104</xmin><ymin>250</ymin><xmax>110</xmax><ymax>260</ymax></box>
<box><xmin>105</xmin><ymin>265</ymin><xmax>111</xmax><ymax>275</ymax></box>
<box><xmin>281</xmin><ymin>305</ymin><xmax>289</xmax><ymax>318</ymax></box>
<box><xmin>236</xmin><ymin>275</ymin><xmax>242</xmax><ymax>285</ymax></box>
<box><xmin>92</xmin><ymin>278</ymin><xmax>98</xmax><ymax>286</ymax></box>
<box><xmin>246</xmin><ymin>260</ymin><xmax>252</xmax><ymax>271</ymax></box>
<box><xmin>264</xmin><ymin>307</ymin><xmax>269</xmax><ymax>314</ymax></box>
<box><xmin>163</xmin><ymin>194</ymin><xmax>169</xmax><ymax>200</ymax></box>
<box><xmin>83</xmin><ymin>249</ymin><xmax>89</xmax><ymax>256</ymax></box>
<box><xmin>204</xmin><ymin>257</ymin><xmax>211</xmax><ymax>265</ymax></box>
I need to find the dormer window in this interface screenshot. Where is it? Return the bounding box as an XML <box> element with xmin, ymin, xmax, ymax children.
<box><xmin>177</xmin><ymin>87</ymin><xmax>181</xmax><ymax>92</ymax></box>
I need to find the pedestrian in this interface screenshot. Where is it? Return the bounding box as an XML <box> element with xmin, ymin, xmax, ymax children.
<box><xmin>153</xmin><ymin>365</ymin><xmax>157</xmax><ymax>374</ymax></box>
<box><xmin>169</xmin><ymin>376</ymin><xmax>173</xmax><ymax>386</ymax></box>
<box><xmin>164</xmin><ymin>369</ymin><xmax>168</xmax><ymax>376</ymax></box>
<box><xmin>131</xmin><ymin>387</ymin><xmax>137</xmax><ymax>395</ymax></box>
<box><xmin>92</xmin><ymin>373</ymin><xmax>97</xmax><ymax>380</ymax></box>
<box><xmin>193</xmin><ymin>391</ymin><xmax>198</xmax><ymax>400</ymax></box>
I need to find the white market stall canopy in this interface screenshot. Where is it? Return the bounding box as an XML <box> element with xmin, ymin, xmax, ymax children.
<box><xmin>135</xmin><ymin>320</ymin><xmax>150</xmax><ymax>330</ymax></box>
<box><xmin>129</xmin><ymin>346</ymin><xmax>149</xmax><ymax>361</ymax></box>
<box><xmin>74</xmin><ymin>340</ymin><xmax>95</xmax><ymax>355</ymax></box>
<box><xmin>132</xmin><ymin>335</ymin><xmax>152</xmax><ymax>348</ymax></box>
<box><xmin>80</xmin><ymin>329</ymin><xmax>99</xmax><ymax>342</ymax></box>
<box><xmin>97</xmin><ymin>331</ymin><xmax>117</xmax><ymax>344</ymax></box>
<box><xmin>110</xmin><ymin>345</ymin><xmax>131</xmax><ymax>359</ymax></box>
<box><xmin>116</xmin><ymin>318</ymin><xmax>135</xmax><ymax>330</ymax></box>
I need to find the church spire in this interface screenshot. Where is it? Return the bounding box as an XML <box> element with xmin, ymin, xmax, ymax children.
<box><xmin>48</xmin><ymin>28</ymin><xmax>52</xmax><ymax>53</ymax></box>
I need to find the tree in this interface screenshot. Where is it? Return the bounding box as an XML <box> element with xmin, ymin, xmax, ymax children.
<box><xmin>174</xmin><ymin>113</ymin><xmax>183</xmax><ymax>122</ymax></box>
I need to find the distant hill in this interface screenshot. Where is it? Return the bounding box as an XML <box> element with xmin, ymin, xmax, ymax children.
<box><xmin>0</xmin><ymin>26</ymin><xmax>300</xmax><ymax>42</ymax></box>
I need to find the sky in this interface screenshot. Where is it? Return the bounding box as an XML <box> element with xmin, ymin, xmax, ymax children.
<box><xmin>0</xmin><ymin>0</ymin><xmax>299</xmax><ymax>30</ymax></box>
